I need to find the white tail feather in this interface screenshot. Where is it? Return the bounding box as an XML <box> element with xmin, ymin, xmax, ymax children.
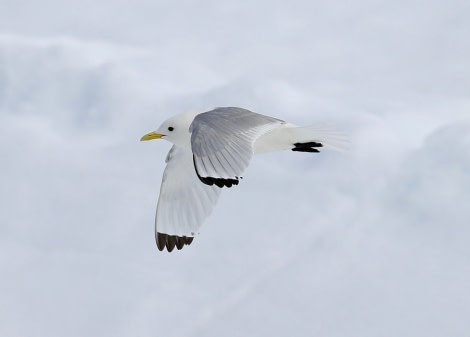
<box><xmin>254</xmin><ymin>123</ymin><xmax>349</xmax><ymax>153</ymax></box>
<box><xmin>293</xmin><ymin>126</ymin><xmax>349</xmax><ymax>152</ymax></box>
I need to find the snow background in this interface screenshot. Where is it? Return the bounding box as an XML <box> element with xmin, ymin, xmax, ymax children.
<box><xmin>1</xmin><ymin>1</ymin><xmax>469</xmax><ymax>336</ymax></box>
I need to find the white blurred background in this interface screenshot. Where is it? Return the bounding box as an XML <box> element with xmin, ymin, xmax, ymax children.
<box><xmin>1</xmin><ymin>1</ymin><xmax>469</xmax><ymax>336</ymax></box>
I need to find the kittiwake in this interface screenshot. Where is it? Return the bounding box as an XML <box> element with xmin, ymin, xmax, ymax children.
<box><xmin>140</xmin><ymin>107</ymin><xmax>346</xmax><ymax>252</ymax></box>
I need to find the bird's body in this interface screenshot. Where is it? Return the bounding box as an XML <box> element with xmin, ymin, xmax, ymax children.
<box><xmin>141</xmin><ymin>107</ymin><xmax>345</xmax><ymax>252</ymax></box>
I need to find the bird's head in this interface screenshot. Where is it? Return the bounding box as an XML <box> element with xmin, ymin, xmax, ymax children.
<box><xmin>140</xmin><ymin>111</ymin><xmax>199</xmax><ymax>148</ymax></box>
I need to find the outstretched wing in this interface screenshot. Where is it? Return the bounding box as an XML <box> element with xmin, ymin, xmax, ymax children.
<box><xmin>155</xmin><ymin>145</ymin><xmax>222</xmax><ymax>252</ymax></box>
<box><xmin>190</xmin><ymin>107</ymin><xmax>284</xmax><ymax>187</ymax></box>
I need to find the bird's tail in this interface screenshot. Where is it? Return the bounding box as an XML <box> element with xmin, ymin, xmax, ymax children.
<box><xmin>254</xmin><ymin>123</ymin><xmax>349</xmax><ymax>153</ymax></box>
<box><xmin>290</xmin><ymin>126</ymin><xmax>349</xmax><ymax>152</ymax></box>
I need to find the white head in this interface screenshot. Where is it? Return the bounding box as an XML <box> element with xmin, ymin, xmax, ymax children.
<box><xmin>140</xmin><ymin>111</ymin><xmax>199</xmax><ymax>148</ymax></box>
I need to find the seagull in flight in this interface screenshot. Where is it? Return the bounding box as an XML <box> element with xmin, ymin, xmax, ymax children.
<box><xmin>141</xmin><ymin>107</ymin><xmax>345</xmax><ymax>252</ymax></box>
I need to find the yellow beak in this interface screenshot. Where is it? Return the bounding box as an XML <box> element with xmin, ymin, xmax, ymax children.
<box><xmin>140</xmin><ymin>131</ymin><xmax>164</xmax><ymax>141</ymax></box>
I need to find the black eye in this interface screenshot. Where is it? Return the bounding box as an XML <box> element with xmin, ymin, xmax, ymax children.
<box><xmin>168</xmin><ymin>126</ymin><xmax>174</xmax><ymax>132</ymax></box>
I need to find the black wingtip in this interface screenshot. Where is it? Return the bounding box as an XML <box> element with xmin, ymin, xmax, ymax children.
<box><xmin>156</xmin><ymin>233</ymin><xmax>194</xmax><ymax>252</ymax></box>
<box><xmin>291</xmin><ymin>141</ymin><xmax>323</xmax><ymax>152</ymax></box>
<box><xmin>192</xmin><ymin>155</ymin><xmax>241</xmax><ymax>188</ymax></box>
<box><xmin>198</xmin><ymin>175</ymin><xmax>240</xmax><ymax>188</ymax></box>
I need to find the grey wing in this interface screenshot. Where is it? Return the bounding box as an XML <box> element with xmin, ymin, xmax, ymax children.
<box><xmin>155</xmin><ymin>145</ymin><xmax>222</xmax><ymax>252</ymax></box>
<box><xmin>190</xmin><ymin>107</ymin><xmax>285</xmax><ymax>188</ymax></box>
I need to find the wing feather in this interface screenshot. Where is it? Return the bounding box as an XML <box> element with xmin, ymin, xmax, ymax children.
<box><xmin>155</xmin><ymin>145</ymin><xmax>222</xmax><ymax>251</ymax></box>
<box><xmin>190</xmin><ymin>107</ymin><xmax>284</xmax><ymax>186</ymax></box>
